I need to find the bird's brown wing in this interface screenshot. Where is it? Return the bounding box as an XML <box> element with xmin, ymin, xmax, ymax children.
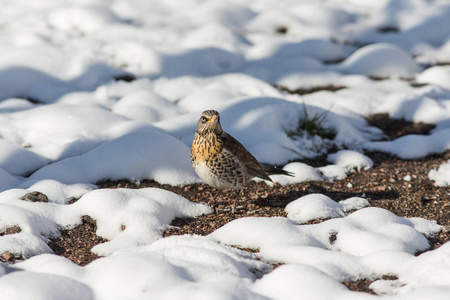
<box><xmin>222</xmin><ymin>131</ymin><xmax>272</xmax><ymax>182</ymax></box>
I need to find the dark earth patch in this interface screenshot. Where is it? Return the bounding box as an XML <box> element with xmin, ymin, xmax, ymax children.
<box><xmin>276</xmin><ymin>84</ymin><xmax>347</xmax><ymax>95</ymax></box>
<box><xmin>366</xmin><ymin>113</ymin><xmax>435</xmax><ymax>140</ymax></box>
<box><xmin>48</xmin><ymin>216</ymin><xmax>107</xmax><ymax>266</ymax></box>
<box><xmin>344</xmin><ymin>275</ymin><xmax>399</xmax><ymax>295</ymax></box>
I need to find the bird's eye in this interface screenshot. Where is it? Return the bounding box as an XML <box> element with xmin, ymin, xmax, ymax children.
<box><xmin>201</xmin><ymin>116</ymin><xmax>208</xmax><ymax>122</ymax></box>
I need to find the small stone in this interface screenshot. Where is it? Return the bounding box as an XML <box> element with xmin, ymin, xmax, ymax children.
<box><xmin>21</xmin><ymin>191</ymin><xmax>48</xmax><ymax>202</ymax></box>
<box><xmin>374</xmin><ymin>186</ymin><xmax>386</xmax><ymax>192</ymax></box>
<box><xmin>5</xmin><ymin>226</ymin><xmax>21</xmax><ymax>235</ymax></box>
<box><xmin>68</xmin><ymin>198</ymin><xmax>79</xmax><ymax>204</ymax></box>
<box><xmin>442</xmin><ymin>226</ymin><xmax>450</xmax><ymax>234</ymax></box>
<box><xmin>329</xmin><ymin>231</ymin><xmax>338</xmax><ymax>244</ymax></box>
<box><xmin>1</xmin><ymin>251</ymin><xmax>14</xmax><ymax>261</ymax></box>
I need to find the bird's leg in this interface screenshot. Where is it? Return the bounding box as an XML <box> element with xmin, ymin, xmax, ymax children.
<box><xmin>234</xmin><ymin>189</ymin><xmax>241</xmax><ymax>201</ymax></box>
<box><xmin>232</xmin><ymin>189</ymin><xmax>242</xmax><ymax>210</ymax></box>
<box><xmin>211</xmin><ymin>189</ymin><xmax>223</xmax><ymax>214</ymax></box>
<box><xmin>212</xmin><ymin>189</ymin><xmax>222</xmax><ymax>201</ymax></box>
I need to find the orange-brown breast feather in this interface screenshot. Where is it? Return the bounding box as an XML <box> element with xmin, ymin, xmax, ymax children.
<box><xmin>191</xmin><ymin>133</ymin><xmax>221</xmax><ymax>163</ymax></box>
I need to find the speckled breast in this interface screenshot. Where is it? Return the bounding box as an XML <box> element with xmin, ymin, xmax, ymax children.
<box><xmin>191</xmin><ymin>133</ymin><xmax>249</xmax><ymax>189</ymax></box>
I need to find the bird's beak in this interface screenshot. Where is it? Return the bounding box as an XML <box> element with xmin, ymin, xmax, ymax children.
<box><xmin>208</xmin><ymin>115</ymin><xmax>218</xmax><ymax>123</ymax></box>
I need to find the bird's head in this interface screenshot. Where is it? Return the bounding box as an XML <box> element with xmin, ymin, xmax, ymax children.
<box><xmin>196</xmin><ymin>110</ymin><xmax>222</xmax><ymax>134</ymax></box>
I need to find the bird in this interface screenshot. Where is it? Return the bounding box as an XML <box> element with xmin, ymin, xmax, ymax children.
<box><xmin>190</xmin><ymin>110</ymin><xmax>293</xmax><ymax>201</ymax></box>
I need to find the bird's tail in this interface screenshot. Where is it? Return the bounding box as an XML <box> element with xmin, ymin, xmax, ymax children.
<box><xmin>261</xmin><ymin>163</ymin><xmax>294</xmax><ymax>177</ymax></box>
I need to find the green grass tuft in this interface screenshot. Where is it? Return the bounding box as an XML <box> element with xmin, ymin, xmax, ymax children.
<box><xmin>287</xmin><ymin>103</ymin><xmax>337</xmax><ymax>140</ymax></box>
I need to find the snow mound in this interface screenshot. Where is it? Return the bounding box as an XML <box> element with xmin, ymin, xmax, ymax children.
<box><xmin>364</xmin><ymin>129</ymin><xmax>450</xmax><ymax>159</ymax></box>
<box><xmin>0</xmin><ymin>271</ymin><xmax>94</xmax><ymax>300</ymax></box>
<box><xmin>0</xmin><ymin>139</ymin><xmax>48</xmax><ymax>176</ymax></box>
<box><xmin>336</xmin><ymin>43</ymin><xmax>421</xmax><ymax>77</ymax></box>
<box><xmin>0</xmin><ymin>168</ymin><xmax>21</xmax><ymax>191</ymax></box>
<box><xmin>429</xmin><ymin>159</ymin><xmax>450</xmax><ymax>186</ymax></box>
<box><xmin>327</xmin><ymin>150</ymin><xmax>374</xmax><ymax>171</ymax></box>
<box><xmin>371</xmin><ymin>243</ymin><xmax>450</xmax><ymax>295</ymax></box>
<box><xmin>416</xmin><ymin>65</ymin><xmax>450</xmax><ymax>89</ymax></box>
<box><xmin>253</xmin><ymin>264</ymin><xmax>350</xmax><ymax>300</ymax></box>
<box><xmin>24</xmin><ymin>131</ymin><xmax>200</xmax><ymax>186</ymax></box>
<box><xmin>285</xmin><ymin>194</ymin><xmax>369</xmax><ymax>224</ymax></box>
<box><xmin>210</xmin><ymin>205</ymin><xmax>440</xmax><ymax>256</ymax></box>
<box><xmin>0</xmin><ymin>104</ymin><xmax>145</xmax><ymax>161</ymax></box>
<box><xmin>0</xmin><ymin>186</ymin><xmax>212</xmax><ymax>258</ymax></box>
<box><xmin>72</xmin><ymin>188</ymin><xmax>212</xmax><ymax>255</ymax></box>
<box><xmin>318</xmin><ymin>164</ymin><xmax>348</xmax><ymax>181</ymax></box>
<box><xmin>270</xmin><ymin>162</ymin><xmax>321</xmax><ymax>185</ymax></box>
<box><xmin>286</xmin><ymin>194</ymin><xmax>345</xmax><ymax>223</ymax></box>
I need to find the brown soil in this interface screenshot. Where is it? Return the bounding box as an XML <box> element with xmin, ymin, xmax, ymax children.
<box><xmin>3</xmin><ymin>114</ymin><xmax>448</xmax><ymax>295</ymax></box>
<box><xmin>366</xmin><ymin>113</ymin><xmax>436</xmax><ymax>140</ymax></box>
<box><xmin>275</xmin><ymin>84</ymin><xmax>347</xmax><ymax>95</ymax></box>
<box><xmin>47</xmin><ymin>216</ymin><xmax>107</xmax><ymax>266</ymax></box>
<box><xmin>344</xmin><ymin>275</ymin><xmax>399</xmax><ymax>295</ymax></box>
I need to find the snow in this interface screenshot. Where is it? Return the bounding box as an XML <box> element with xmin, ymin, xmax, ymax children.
<box><xmin>334</xmin><ymin>43</ymin><xmax>421</xmax><ymax>77</ymax></box>
<box><xmin>270</xmin><ymin>162</ymin><xmax>322</xmax><ymax>185</ymax></box>
<box><xmin>340</xmin><ymin>197</ymin><xmax>371</xmax><ymax>212</ymax></box>
<box><xmin>286</xmin><ymin>194</ymin><xmax>346</xmax><ymax>223</ymax></box>
<box><xmin>0</xmin><ymin>233</ymin><xmax>53</xmax><ymax>259</ymax></box>
<box><xmin>416</xmin><ymin>65</ymin><xmax>450</xmax><ymax>88</ymax></box>
<box><xmin>285</xmin><ymin>194</ymin><xmax>370</xmax><ymax>224</ymax></box>
<box><xmin>210</xmin><ymin>204</ymin><xmax>440</xmax><ymax>257</ymax></box>
<box><xmin>209</xmin><ymin>204</ymin><xmax>441</xmax><ymax>291</ymax></box>
<box><xmin>429</xmin><ymin>159</ymin><xmax>450</xmax><ymax>186</ymax></box>
<box><xmin>364</xmin><ymin>129</ymin><xmax>450</xmax><ymax>159</ymax></box>
<box><xmin>22</xmin><ymin>131</ymin><xmax>200</xmax><ymax>186</ymax></box>
<box><xmin>0</xmin><ymin>187</ymin><xmax>211</xmax><ymax>259</ymax></box>
<box><xmin>252</xmin><ymin>264</ymin><xmax>352</xmax><ymax>300</ymax></box>
<box><xmin>0</xmin><ymin>271</ymin><xmax>94</xmax><ymax>300</ymax></box>
<box><xmin>0</xmin><ymin>0</ymin><xmax>449</xmax><ymax>299</ymax></box>
<box><xmin>327</xmin><ymin>150</ymin><xmax>374</xmax><ymax>172</ymax></box>
<box><xmin>371</xmin><ymin>242</ymin><xmax>450</xmax><ymax>296</ymax></box>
